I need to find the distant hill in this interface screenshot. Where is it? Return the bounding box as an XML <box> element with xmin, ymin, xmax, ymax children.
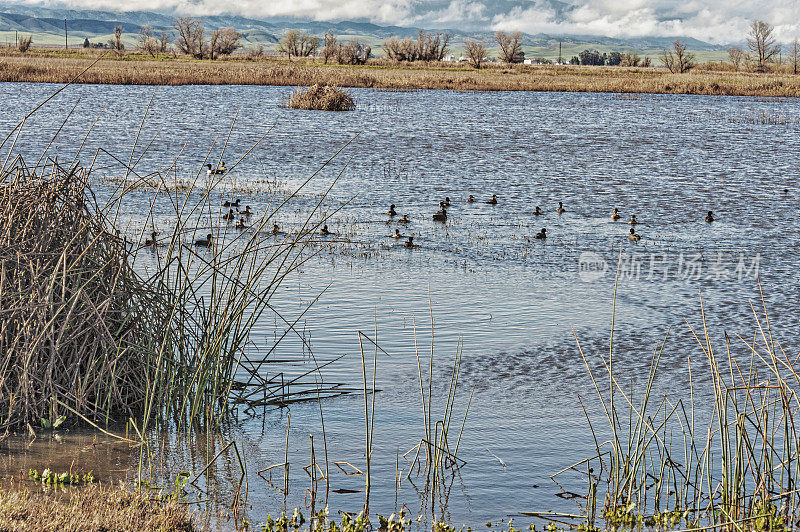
<box><xmin>0</xmin><ymin>3</ymin><xmax>727</xmax><ymax>54</ymax></box>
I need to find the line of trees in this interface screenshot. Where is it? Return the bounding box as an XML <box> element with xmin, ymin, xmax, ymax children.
<box><xmin>383</xmin><ymin>30</ymin><xmax>450</xmax><ymax>62</ymax></box>
<box><xmin>568</xmin><ymin>50</ymin><xmax>651</xmax><ymax>67</ymax></box>
<box><xmin>174</xmin><ymin>17</ymin><xmax>242</xmax><ymax>60</ymax></box>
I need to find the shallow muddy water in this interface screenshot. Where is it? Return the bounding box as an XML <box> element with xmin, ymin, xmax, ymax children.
<box><xmin>1</xmin><ymin>83</ymin><xmax>798</xmax><ymax>529</ymax></box>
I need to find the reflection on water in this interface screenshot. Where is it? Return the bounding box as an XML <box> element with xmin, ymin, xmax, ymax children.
<box><xmin>0</xmin><ymin>83</ymin><xmax>798</xmax><ymax>528</ymax></box>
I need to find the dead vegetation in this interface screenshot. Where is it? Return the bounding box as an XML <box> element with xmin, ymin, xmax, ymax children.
<box><xmin>286</xmin><ymin>84</ymin><xmax>356</xmax><ymax>111</ymax></box>
<box><xmin>0</xmin><ymin>159</ymin><xmax>162</xmax><ymax>429</ymax></box>
<box><xmin>2</xmin><ymin>51</ymin><xmax>800</xmax><ymax>96</ymax></box>
<box><xmin>0</xmin><ymin>483</ymin><xmax>195</xmax><ymax>531</ymax></box>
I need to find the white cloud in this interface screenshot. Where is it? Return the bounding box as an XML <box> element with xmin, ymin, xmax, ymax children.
<box><xmin>489</xmin><ymin>0</ymin><xmax>800</xmax><ymax>43</ymax></box>
<box><xmin>17</xmin><ymin>0</ymin><xmax>800</xmax><ymax>43</ymax></box>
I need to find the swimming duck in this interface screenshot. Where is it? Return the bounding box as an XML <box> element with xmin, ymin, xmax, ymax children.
<box><xmin>271</xmin><ymin>223</ymin><xmax>281</xmax><ymax>234</ymax></box>
<box><xmin>433</xmin><ymin>208</ymin><xmax>447</xmax><ymax>222</ymax></box>
<box><xmin>223</xmin><ymin>208</ymin><xmax>235</xmax><ymax>220</ymax></box>
<box><xmin>194</xmin><ymin>233</ymin><xmax>213</xmax><ymax>247</ymax></box>
<box><xmin>223</xmin><ymin>199</ymin><xmax>240</xmax><ymax>208</ymax></box>
<box><xmin>467</xmin><ymin>195</ymin><xmax>475</xmax><ymax>203</ymax></box>
<box><xmin>486</xmin><ymin>194</ymin><xmax>498</xmax><ymax>205</ymax></box>
<box><xmin>390</xmin><ymin>229</ymin><xmax>403</xmax><ymax>238</ymax></box>
<box><xmin>705</xmin><ymin>210</ymin><xmax>714</xmax><ymax>222</ymax></box>
<box><xmin>557</xmin><ymin>202</ymin><xmax>565</xmax><ymax>214</ymax></box>
<box><xmin>611</xmin><ymin>208</ymin><xmax>621</xmax><ymax>221</ymax></box>
<box><xmin>386</xmin><ymin>204</ymin><xmax>397</xmax><ymax>216</ymax></box>
<box><xmin>534</xmin><ymin>228</ymin><xmax>547</xmax><ymax>239</ymax></box>
<box><xmin>628</xmin><ymin>215</ymin><xmax>638</xmax><ymax>225</ymax></box>
<box><xmin>398</xmin><ymin>214</ymin><xmax>410</xmax><ymax>224</ymax></box>
<box><xmin>404</xmin><ymin>236</ymin><xmax>414</xmax><ymax>248</ymax></box>
<box><xmin>533</xmin><ymin>206</ymin><xmax>543</xmax><ymax>216</ymax></box>
<box><xmin>444</xmin><ymin>197</ymin><xmax>451</xmax><ymax>206</ymax></box>
<box><xmin>628</xmin><ymin>228</ymin><xmax>641</xmax><ymax>242</ymax></box>
<box><xmin>206</xmin><ymin>163</ymin><xmax>226</xmax><ymax>175</ymax></box>
<box><xmin>144</xmin><ymin>230</ymin><xmax>158</xmax><ymax>246</ymax></box>
<box><xmin>320</xmin><ymin>224</ymin><xmax>331</xmax><ymax>235</ymax></box>
<box><xmin>235</xmin><ymin>218</ymin><xmax>246</xmax><ymax>230</ymax></box>
<box><xmin>239</xmin><ymin>205</ymin><xmax>252</xmax><ymax>216</ymax></box>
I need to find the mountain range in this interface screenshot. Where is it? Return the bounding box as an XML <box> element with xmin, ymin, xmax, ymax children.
<box><xmin>0</xmin><ymin>3</ymin><xmax>728</xmax><ymax>54</ymax></box>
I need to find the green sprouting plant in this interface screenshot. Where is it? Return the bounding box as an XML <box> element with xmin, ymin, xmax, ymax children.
<box><xmin>29</xmin><ymin>468</ymin><xmax>93</xmax><ymax>485</ymax></box>
<box><xmin>378</xmin><ymin>511</ymin><xmax>409</xmax><ymax>531</ymax></box>
<box><xmin>263</xmin><ymin>508</ymin><xmax>307</xmax><ymax>532</ymax></box>
<box><xmin>39</xmin><ymin>415</ymin><xmax>66</xmax><ymax>430</ymax></box>
<box><xmin>752</xmin><ymin>499</ymin><xmax>787</xmax><ymax>531</ymax></box>
<box><xmin>433</xmin><ymin>521</ymin><xmax>457</xmax><ymax>532</ymax></box>
<box><xmin>173</xmin><ymin>471</ymin><xmax>190</xmax><ymax>493</ymax></box>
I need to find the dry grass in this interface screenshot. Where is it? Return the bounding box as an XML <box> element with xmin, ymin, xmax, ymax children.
<box><xmin>0</xmin><ymin>483</ymin><xmax>195</xmax><ymax>531</ymax></box>
<box><xmin>285</xmin><ymin>84</ymin><xmax>355</xmax><ymax>111</ymax></box>
<box><xmin>2</xmin><ymin>49</ymin><xmax>800</xmax><ymax>96</ymax></box>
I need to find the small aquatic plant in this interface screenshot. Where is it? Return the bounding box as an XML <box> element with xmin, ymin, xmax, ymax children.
<box><xmin>29</xmin><ymin>468</ymin><xmax>94</xmax><ymax>485</ymax></box>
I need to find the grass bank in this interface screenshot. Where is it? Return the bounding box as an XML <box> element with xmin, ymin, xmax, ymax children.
<box><xmin>0</xmin><ymin>483</ymin><xmax>195</xmax><ymax>531</ymax></box>
<box><xmin>2</xmin><ymin>50</ymin><xmax>800</xmax><ymax>96</ymax></box>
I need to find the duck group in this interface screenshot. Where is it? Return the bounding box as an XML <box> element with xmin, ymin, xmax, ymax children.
<box><xmin>379</xmin><ymin>197</ymin><xmax>718</xmax><ymax>249</ymax></box>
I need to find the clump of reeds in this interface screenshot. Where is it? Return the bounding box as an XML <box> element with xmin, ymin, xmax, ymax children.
<box><xmin>0</xmin><ymin>158</ymin><xmax>166</xmax><ymax>429</ymax></box>
<box><xmin>568</xmin><ymin>284</ymin><xmax>800</xmax><ymax>531</ymax></box>
<box><xmin>285</xmin><ymin>84</ymin><xmax>356</xmax><ymax>111</ymax></box>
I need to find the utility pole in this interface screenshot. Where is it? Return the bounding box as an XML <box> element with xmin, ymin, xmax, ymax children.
<box><xmin>65</xmin><ymin>19</ymin><xmax>68</xmax><ymax>50</ymax></box>
<box><xmin>558</xmin><ymin>41</ymin><xmax>562</xmax><ymax>64</ymax></box>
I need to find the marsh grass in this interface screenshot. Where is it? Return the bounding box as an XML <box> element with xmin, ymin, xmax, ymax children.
<box><xmin>286</xmin><ymin>85</ymin><xmax>355</xmax><ymax>111</ymax></box>
<box><xmin>0</xmin><ymin>482</ymin><xmax>196</xmax><ymax>531</ymax></box>
<box><xmin>3</xmin><ymin>51</ymin><xmax>800</xmax><ymax>96</ymax></box>
<box><xmin>565</xmin><ymin>277</ymin><xmax>800</xmax><ymax>531</ymax></box>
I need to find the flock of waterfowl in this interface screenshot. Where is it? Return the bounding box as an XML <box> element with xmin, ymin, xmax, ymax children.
<box><xmin>142</xmin><ymin>185</ymin><xmax>716</xmax><ymax>252</ymax></box>
<box><xmin>381</xmin><ymin>195</ymin><xmax>716</xmax><ymax>248</ymax></box>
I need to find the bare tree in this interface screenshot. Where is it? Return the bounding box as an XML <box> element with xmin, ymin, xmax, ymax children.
<box><xmin>337</xmin><ymin>39</ymin><xmax>371</xmax><ymax>65</ymax></box>
<box><xmin>383</xmin><ymin>36</ymin><xmax>417</xmax><ymax>61</ymax></box>
<box><xmin>495</xmin><ymin>31</ymin><xmax>524</xmax><ymax>63</ymax></box>
<box><xmin>727</xmin><ymin>45</ymin><xmax>744</xmax><ymax>70</ymax></box>
<box><xmin>747</xmin><ymin>20</ymin><xmax>780</xmax><ymax>72</ymax></box>
<box><xmin>415</xmin><ymin>30</ymin><xmax>450</xmax><ymax>61</ymax></box>
<box><xmin>660</xmin><ymin>40</ymin><xmax>695</xmax><ymax>73</ymax></box>
<box><xmin>109</xmin><ymin>25</ymin><xmax>125</xmax><ymax>54</ymax></box>
<box><xmin>138</xmin><ymin>23</ymin><xmax>159</xmax><ymax>57</ymax></box>
<box><xmin>620</xmin><ymin>52</ymin><xmax>641</xmax><ymax>67</ymax></box>
<box><xmin>17</xmin><ymin>34</ymin><xmax>33</xmax><ymax>53</ymax></box>
<box><xmin>175</xmin><ymin>17</ymin><xmax>205</xmax><ymax>59</ymax></box>
<box><xmin>276</xmin><ymin>30</ymin><xmax>319</xmax><ymax>59</ymax></box>
<box><xmin>209</xmin><ymin>27</ymin><xmax>241</xmax><ymax>59</ymax></box>
<box><xmin>322</xmin><ymin>30</ymin><xmax>338</xmax><ymax>64</ymax></box>
<box><xmin>464</xmin><ymin>39</ymin><xmax>486</xmax><ymax>69</ymax></box>
<box><xmin>791</xmin><ymin>38</ymin><xmax>800</xmax><ymax>75</ymax></box>
<box><xmin>158</xmin><ymin>31</ymin><xmax>171</xmax><ymax>53</ymax></box>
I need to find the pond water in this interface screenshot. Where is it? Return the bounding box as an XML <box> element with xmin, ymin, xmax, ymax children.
<box><xmin>1</xmin><ymin>83</ymin><xmax>798</xmax><ymax>529</ymax></box>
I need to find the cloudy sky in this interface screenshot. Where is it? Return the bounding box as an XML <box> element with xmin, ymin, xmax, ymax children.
<box><xmin>19</xmin><ymin>0</ymin><xmax>800</xmax><ymax>43</ymax></box>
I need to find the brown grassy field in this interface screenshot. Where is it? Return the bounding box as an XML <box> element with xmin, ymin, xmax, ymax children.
<box><xmin>2</xmin><ymin>48</ymin><xmax>800</xmax><ymax>96</ymax></box>
<box><xmin>0</xmin><ymin>483</ymin><xmax>195</xmax><ymax>531</ymax></box>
